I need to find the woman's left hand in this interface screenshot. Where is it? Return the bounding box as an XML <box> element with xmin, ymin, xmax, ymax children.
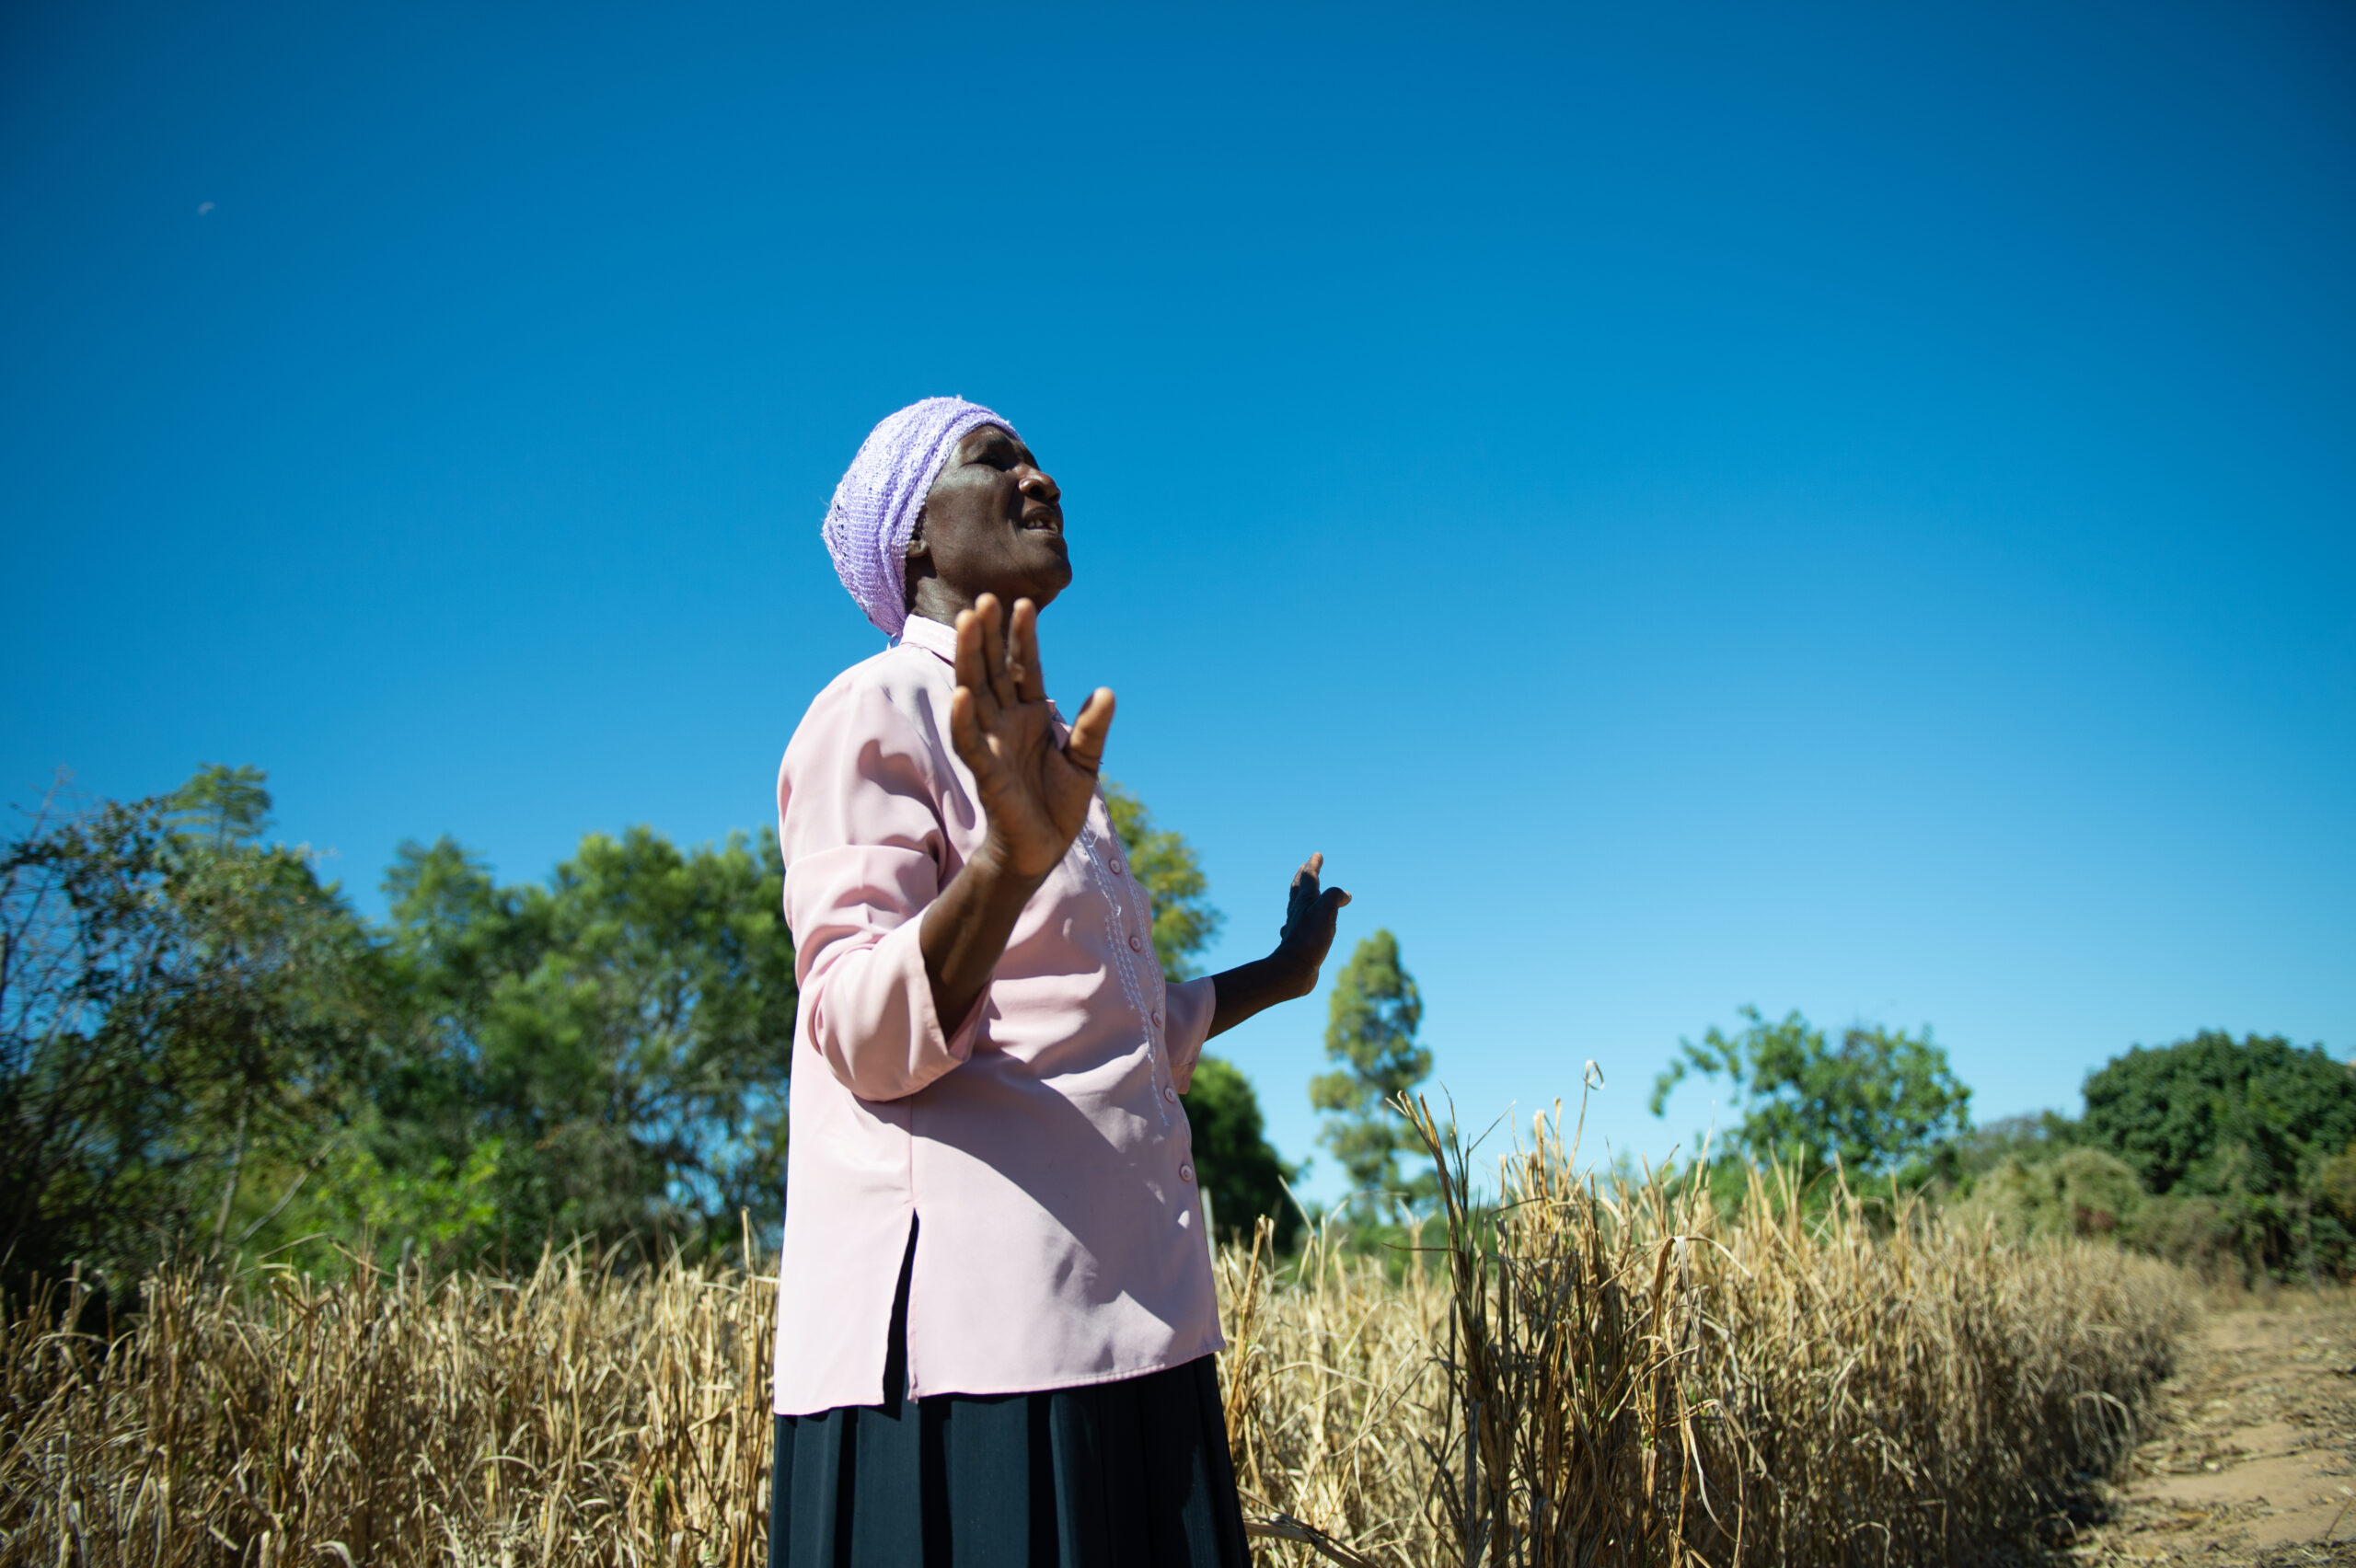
<box><xmin>1273</xmin><ymin>852</ymin><xmax>1352</xmax><ymax>998</ymax></box>
<box><xmin>1205</xmin><ymin>853</ymin><xmax>1351</xmax><ymax>1040</ymax></box>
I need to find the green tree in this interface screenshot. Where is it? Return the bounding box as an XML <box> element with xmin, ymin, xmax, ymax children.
<box><xmin>1648</xmin><ymin>1006</ymin><xmax>1971</xmax><ymax>1178</ymax></box>
<box><xmin>1103</xmin><ymin>781</ymin><xmax>1299</xmax><ymax>1246</ymax></box>
<box><xmin>367</xmin><ymin>825</ymin><xmax>797</xmax><ymax>1258</ymax></box>
<box><xmin>2079</xmin><ymin>1032</ymin><xmax>2356</xmax><ymax>1199</ymax></box>
<box><xmin>1311</xmin><ymin>929</ymin><xmax>1433</xmax><ymax>1221</ymax></box>
<box><xmin>168</xmin><ymin>762</ymin><xmax>273</xmax><ymax>850</ymax></box>
<box><xmin>0</xmin><ymin>767</ymin><xmax>376</xmax><ymax>1302</ymax></box>
<box><xmin>2074</xmin><ymin>1032</ymin><xmax>2356</xmax><ymax>1276</ymax></box>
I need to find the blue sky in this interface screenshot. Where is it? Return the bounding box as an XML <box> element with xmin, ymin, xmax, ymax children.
<box><xmin>6</xmin><ymin>0</ymin><xmax>2350</xmax><ymax>1200</ymax></box>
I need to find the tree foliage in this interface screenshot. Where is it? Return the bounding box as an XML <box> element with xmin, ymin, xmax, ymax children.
<box><xmin>1103</xmin><ymin>781</ymin><xmax>1299</xmax><ymax>1247</ymax></box>
<box><xmin>1649</xmin><ymin>1005</ymin><xmax>1971</xmax><ymax>1178</ymax></box>
<box><xmin>365</xmin><ymin>826</ymin><xmax>797</xmax><ymax>1258</ymax></box>
<box><xmin>1930</xmin><ymin>1035</ymin><xmax>2356</xmax><ymax>1281</ymax></box>
<box><xmin>2061</xmin><ymin>1032</ymin><xmax>2356</xmax><ymax>1276</ymax></box>
<box><xmin>2078</xmin><ymin>1032</ymin><xmax>2356</xmax><ymax>1200</ymax></box>
<box><xmin>1</xmin><ymin>769</ymin><xmax>377</xmax><ymax>1304</ymax></box>
<box><xmin>1311</xmin><ymin>928</ymin><xmax>1434</xmax><ymax>1221</ymax></box>
<box><xmin>2</xmin><ymin>763</ymin><xmax>805</xmax><ymax>1296</ymax></box>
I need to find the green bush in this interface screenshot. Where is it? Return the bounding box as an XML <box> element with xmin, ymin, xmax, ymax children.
<box><xmin>1954</xmin><ymin>1146</ymin><xmax>2144</xmax><ymax>1242</ymax></box>
<box><xmin>1938</xmin><ymin>1034</ymin><xmax>2356</xmax><ymax>1280</ymax></box>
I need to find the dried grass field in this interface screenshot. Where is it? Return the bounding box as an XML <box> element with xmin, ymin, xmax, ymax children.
<box><xmin>6</xmin><ymin>1106</ymin><xmax>2196</xmax><ymax>1568</ymax></box>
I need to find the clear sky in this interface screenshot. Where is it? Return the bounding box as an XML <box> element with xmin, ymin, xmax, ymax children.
<box><xmin>6</xmin><ymin>0</ymin><xmax>2351</xmax><ymax>1201</ymax></box>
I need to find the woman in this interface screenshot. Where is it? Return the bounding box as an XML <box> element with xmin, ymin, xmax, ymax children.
<box><xmin>770</xmin><ymin>397</ymin><xmax>1350</xmax><ymax>1567</ymax></box>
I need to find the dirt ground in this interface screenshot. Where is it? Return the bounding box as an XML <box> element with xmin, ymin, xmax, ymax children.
<box><xmin>2066</xmin><ymin>1286</ymin><xmax>2356</xmax><ymax>1566</ymax></box>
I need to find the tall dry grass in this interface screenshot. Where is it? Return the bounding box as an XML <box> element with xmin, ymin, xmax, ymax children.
<box><xmin>6</xmin><ymin>1116</ymin><xmax>2192</xmax><ymax>1568</ymax></box>
<box><xmin>1218</xmin><ymin>1216</ymin><xmax>1447</xmax><ymax>1565</ymax></box>
<box><xmin>1391</xmin><ymin>1098</ymin><xmax>2194</xmax><ymax>1565</ymax></box>
<box><xmin>3</xmin><ymin>1245</ymin><xmax>774</xmax><ymax>1568</ymax></box>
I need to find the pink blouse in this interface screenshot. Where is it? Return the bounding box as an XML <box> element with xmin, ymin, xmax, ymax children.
<box><xmin>770</xmin><ymin>613</ymin><xmax>1223</xmax><ymax>1416</ymax></box>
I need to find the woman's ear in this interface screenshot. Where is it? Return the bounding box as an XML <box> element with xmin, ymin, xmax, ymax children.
<box><xmin>902</xmin><ymin>509</ymin><xmax>933</xmax><ymax>610</ymax></box>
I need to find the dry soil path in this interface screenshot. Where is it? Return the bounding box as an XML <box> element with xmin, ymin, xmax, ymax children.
<box><xmin>2073</xmin><ymin>1289</ymin><xmax>2356</xmax><ymax>1566</ymax></box>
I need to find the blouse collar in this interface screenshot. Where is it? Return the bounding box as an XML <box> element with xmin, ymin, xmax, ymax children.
<box><xmin>893</xmin><ymin>607</ymin><xmax>1066</xmax><ymax>719</ymax></box>
<box><xmin>897</xmin><ymin>613</ymin><xmax>959</xmax><ymax>664</ymax></box>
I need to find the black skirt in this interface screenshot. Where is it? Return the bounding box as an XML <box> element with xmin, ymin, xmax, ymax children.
<box><xmin>769</xmin><ymin>1228</ymin><xmax>1253</xmax><ymax>1568</ymax></box>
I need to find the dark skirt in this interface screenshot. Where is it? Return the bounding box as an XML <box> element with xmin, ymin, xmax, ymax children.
<box><xmin>769</xmin><ymin>1228</ymin><xmax>1253</xmax><ymax>1568</ymax></box>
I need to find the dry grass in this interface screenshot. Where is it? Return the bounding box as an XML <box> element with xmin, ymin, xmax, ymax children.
<box><xmin>3</xmin><ymin>1246</ymin><xmax>773</xmax><ymax>1567</ymax></box>
<box><xmin>1218</xmin><ymin>1216</ymin><xmax>1448</xmax><ymax>1565</ymax></box>
<box><xmin>1396</xmin><ymin>1098</ymin><xmax>2195</xmax><ymax>1566</ymax></box>
<box><xmin>5</xmin><ymin>1115</ymin><xmax>2195</xmax><ymax>1568</ymax></box>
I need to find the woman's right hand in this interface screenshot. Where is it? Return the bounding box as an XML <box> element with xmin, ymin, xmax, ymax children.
<box><xmin>946</xmin><ymin>594</ymin><xmax>1115</xmax><ymax>882</ymax></box>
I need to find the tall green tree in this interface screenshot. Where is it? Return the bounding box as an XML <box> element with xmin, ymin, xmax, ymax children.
<box><xmin>368</xmin><ymin>825</ymin><xmax>797</xmax><ymax>1258</ymax></box>
<box><xmin>1311</xmin><ymin>929</ymin><xmax>1433</xmax><ymax>1221</ymax></box>
<box><xmin>1648</xmin><ymin>1005</ymin><xmax>1971</xmax><ymax>1177</ymax></box>
<box><xmin>1103</xmin><ymin>781</ymin><xmax>1299</xmax><ymax>1246</ymax></box>
<box><xmin>0</xmin><ymin>767</ymin><xmax>376</xmax><ymax>1301</ymax></box>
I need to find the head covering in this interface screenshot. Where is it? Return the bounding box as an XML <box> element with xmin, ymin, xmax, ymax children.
<box><xmin>822</xmin><ymin>397</ymin><xmax>1020</xmax><ymax>638</ymax></box>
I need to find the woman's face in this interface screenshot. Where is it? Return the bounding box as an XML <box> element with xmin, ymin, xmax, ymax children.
<box><xmin>906</xmin><ymin>424</ymin><xmax>1070</xmax><ymax>619</ymax></box>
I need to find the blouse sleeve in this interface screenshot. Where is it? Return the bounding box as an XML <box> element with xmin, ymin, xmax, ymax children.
<box><xmin>1162</xmin><ymin>975</ymin><xmax>1218</xmax><ymax>1093</ymax></box>
<box><xmin>780</xmin><ymin>677</ymin><xmax>988</xmax><ymax>1102</ymax></box>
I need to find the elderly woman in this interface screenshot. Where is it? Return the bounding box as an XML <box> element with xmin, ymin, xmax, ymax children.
<box><xmin>769</xmin><ymin>398</ymin><xmax>1349</xmax><ymax>1566</ymax></box>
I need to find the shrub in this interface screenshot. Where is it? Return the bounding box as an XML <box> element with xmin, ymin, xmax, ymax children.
<box><xmin>1953</xmin><ymin>1146</ymin><xmax>2145</xmax><ymax>1241</ymax></box>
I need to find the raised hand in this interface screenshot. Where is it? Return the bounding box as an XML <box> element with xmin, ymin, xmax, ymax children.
<box><xmin>1274</xmin><ymin>852</ymin><xmax>1352</xmax><ymax>997</ymax></box>
<box><xmin>1204</xmin><ymin>852</ymin><xmax>1353</xmax><ymax>1041</ymax></box>
<box><xmin>944</xmin><ymin>594</ymin><xmax>1115</xmax><ymax>881</ymax></box>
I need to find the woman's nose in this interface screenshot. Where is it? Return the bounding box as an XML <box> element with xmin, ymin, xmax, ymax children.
<box><xmin>1019</xmin><ymin>467</ymin><xmax>1060</xmax><ymax>504</ymax></box>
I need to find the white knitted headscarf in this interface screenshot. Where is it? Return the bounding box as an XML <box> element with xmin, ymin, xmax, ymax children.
<box><xmin>820</xmin><ymin>397</ymin><xmax>1019</xmax><ymax>639</ymax></box>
